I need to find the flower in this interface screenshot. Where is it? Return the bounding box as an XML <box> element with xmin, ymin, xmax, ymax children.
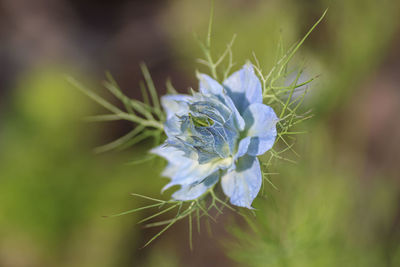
<box><xmin>151</xmin><ymin>64</ymin><xmax>278</xmax><ymax>208</ymax></box>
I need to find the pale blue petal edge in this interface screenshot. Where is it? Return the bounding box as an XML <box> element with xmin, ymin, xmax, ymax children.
<box><xmin>197</xmin><ymin>73</ymin><xmax>224</xmax><ymax>96</ymax></box>
<box><xmin>223</xmin><ymin>63</ymin><xmax>262</xmax><ymax>114</ymax></box>
<box><xmin>161</xmin><ymin>95</ymin><xmax>192</xmax><ymax>138</ymax></box>
<box><xmin>172</xmin><ymin>171</ymin><xmax>219</xmax><ymax>201</ymax></box>
<box><xmin>161</xmin><ymin>94</ymin><xmax>192</xmax><ymax>119</ymax></box>
<box><xmin>242</xmin><ymin>103</ymin><xmax>278</xmax><ymax>156</ymax></box>
<box><xmin>221</xmin><ymin>155</ymin><xmax>262</xmax><ymax>208</ymax></box>
<box><xmin>197</xmin><ymin>73</ymin><xmax>245</xmax><ymax>130</ymax></box>
<box><xmin>236</xmin><ymin>136</ymin><xmax>251</xmax><ymax>160</ymax></box>
<box><xmin>150</xmin><ymin>145</ymin><xmax>221</xmax><ymax>192</ymax></box>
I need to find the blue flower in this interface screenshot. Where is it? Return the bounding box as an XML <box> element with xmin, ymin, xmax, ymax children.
<box><xmin>151</xmin><ymin>64</ymin><xmax>278</xmax><ymax>208</ymax></box>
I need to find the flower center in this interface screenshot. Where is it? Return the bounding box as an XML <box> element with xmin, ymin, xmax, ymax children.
<box><xmin>188</xmin><ymin>113</ymin><xmax>214</xmax><ymax>127</ymax></box>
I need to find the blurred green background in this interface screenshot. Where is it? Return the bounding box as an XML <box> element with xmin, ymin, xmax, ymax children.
<box><xmin>1</xmin><ymin>0</ymin><xmax>400</xmax><ymax>266</ymax></box>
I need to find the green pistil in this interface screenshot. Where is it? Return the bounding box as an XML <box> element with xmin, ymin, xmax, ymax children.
<box><xmin>189</xmin><ymin>113</ymin><xmax>214</xmax><ymax>127</ymax></box>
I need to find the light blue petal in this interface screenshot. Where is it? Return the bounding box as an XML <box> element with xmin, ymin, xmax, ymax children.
<box><xmin>223</xmin><ymin>94</ymin><xmax>245</xmax><ymax>131</ymax></box>
<box><xmin>197</xmin><ymin>73</ymin><xmax>245</xmax><ymax>130</ymax></box>
<box><xmin>168</xmin><ymin>159</ymin><xmax>221</xmax><ymax>186</ymax></box>
<box><xmin>223</xmin><ymin>63</ymin><xmax>262</xmax><ymax>114</ymax></box>
<box><xmin>150</xmin><ymin>145</ymin><xmax>194</xmax><ymax>178</ymax></box>
<box><xmin>205</xmin><ymin>125</ymin><xmax>231</xmax><ymax>158</ymax></box>
<box><xmin>172</xmin><ymin>171</ymin><xmax>219</xmax><ymax>201</ymax></box>
<box><xmin>242</xmin><ymin>103</ymin><xmax>278</xmax><ymax>156</ymax></box>
<box><xmin>150</xmin><ymin>145</ymin><xmax>223</xmax><ymax>191</ymax></box>
<box><xmin>161</xmin><ymin>94</ymin><xmax>192</xmax><ymax>119</ymax></box>
<box><xmin>161</xmin><ymin>94</ymin><xmax>193</xmax><ymax>138</ymax></box>
<box><xmin>236</xmin><ymin>136</ymin><xmax>251</xmax><ymax>159</ymax></box>
<box><xmin>197</xmin><ymin>73</ymin><xmax>224</xmax><ymax>96</ymax></box>
<box><xmin>246</xmin><ymin>137</ymin><xmax>276</xmax><ymax>156</ymax></box>
<box><xmin>150</xmin><ymin>144</ymin><xmax>189</xmax><ymax>165</ymax></box>
<box><xmin>164</xmin><ymin>117</ymin><xmax>182</xmax><ymax>138</ymax></box>
<box><xmin>221</xmin><ymin>155</ymin><xmax>262</xmax><ymax>208</ymax></box>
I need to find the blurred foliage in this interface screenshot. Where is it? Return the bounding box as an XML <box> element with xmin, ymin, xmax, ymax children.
<box><xmin>164</xmin><ymin>0</ymin><xmax>399</xmax><ymax>114</ymax></box>
<box><xmin>1</xmin><ymin>0</ymin><xmax>400</xmax><ymax>266</ymax></box>
<box><xmin>0</xmin><ymin>68</ymin><xmax>170</xmax><ymax>266</ymax></box>
<box><xmin>206</xmin><ymin>0</ymin><xmax>400</xmax><ymax>266</ymax></box>
<box><xmin>224</xmin><ymin>124</ymin><xmax>400</xmax><ymax>266</ymax></box>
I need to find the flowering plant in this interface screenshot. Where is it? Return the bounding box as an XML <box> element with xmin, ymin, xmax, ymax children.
<box><xmin>152</xmin><ymin>64</ymin><xmax>278</xmax><ymax>208</ymax></box>
<box><xmin>68</xmin><ymin>6</ymin><xmax>326</xmax><ymax>247</ymax></box>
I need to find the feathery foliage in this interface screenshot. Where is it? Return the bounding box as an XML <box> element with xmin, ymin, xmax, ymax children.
<box><xmin>68</xmin><ymin>1</ymin><xmax>326</xmax><ymax>248</ymax></box>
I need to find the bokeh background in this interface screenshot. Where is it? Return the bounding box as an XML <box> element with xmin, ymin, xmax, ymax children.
<box><xmin>1</xmin><ymin>0</ymin><xmax>400</xmax><ymax>266</ymax></box>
